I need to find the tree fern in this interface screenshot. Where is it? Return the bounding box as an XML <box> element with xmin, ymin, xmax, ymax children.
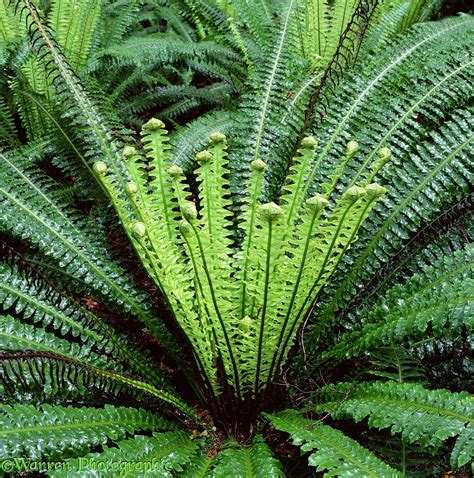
<box><xmin>95</xmin><ymin>118</ymin><xmax>387</xmax><ymax>397</ymax></box>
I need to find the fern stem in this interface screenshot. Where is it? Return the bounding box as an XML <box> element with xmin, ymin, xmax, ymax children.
<box><xmin>254</xmin><ymin>220</ymin><xmax>273</xmax><ymax>396</ymax></box>
<box><xmin>181</xmin><ymin>233</ymin><xmax>220</xmax><ymax>355</ymax></box>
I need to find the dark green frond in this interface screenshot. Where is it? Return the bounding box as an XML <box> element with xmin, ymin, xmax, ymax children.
<box><xmin>297</xmin><ymin>15</ymin><xmax>474</xmax><ymax>363</ymax></box>
<box><xmin>315</xmin><ymin>381</ymin><xmax>474</xmax><ymax>468</ymax></box>
<box><xmin>48</xmin><ymin>431</ymin><xmax>199</xmax><ymax>477</ymax></box>
<box><xmin>0</xmin><ymin>315</ymin><xmax>119</xmax><ymax>371</ymax></box>
<box><xmin>0</xmin><ymin>403</ymin><xmax>174</xmax><ymax>460</ymax></box>
<box><xmin>0</xmin><ymin>150</ymin><xmax>180</xmax><ymax>360</ymax></box>
<box><xmin>318</xmin><ymin>243</ymin><xmax>473</xmax><ymax>365</ymax></box>
<box><xmin>265</xmin><ymin>410</ymin><xmax>403</xmax><ymax>477</ymax></box>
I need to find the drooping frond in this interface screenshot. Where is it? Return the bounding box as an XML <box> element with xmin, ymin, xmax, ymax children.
<box><xmin>318</xmin><ymin>242</ymin><xmax>473</xmax><ymax>365</ymax></box>
<box><xmin>315</xmin><ymin>381</ymin><xmax>474</xmax><ymax>469</ymax></box>
<box><xmin>0</xmin><ymin>150</ymin><xmax>180</xmax><ymax>360</ymax></box>
<box><xmin>0</xmin><ymin>403</ymin><xmax>175</xmax><ymax>460</ymax></box>
<box><xmin>265</xmin><ymin>410</ymin><xmax>403</xmax><ymax>477</ymax></box>
<box><xmin>0</xmin><ymin>350</ymin><xmax>197</xmax><ymax>419</ymax></box>
<box><xmin>0</xmin><ymin>315</ymin><xmax>119</xmax><ymax>371</ymax></box>
<box><xmin>0</xmin><ymin>248</ymin><xmax>170</xmax><ymax>389</ymax></box>
<box><xmin>48</xmin><ymin>431</ymin><xmax>199</xmax><ymax>478</ymax></box>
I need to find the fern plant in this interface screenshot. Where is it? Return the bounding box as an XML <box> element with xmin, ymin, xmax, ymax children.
<box><xmin>0</xmin><ymin>0</ymin><xmax>472</xmax><ymax>476</ymax></box>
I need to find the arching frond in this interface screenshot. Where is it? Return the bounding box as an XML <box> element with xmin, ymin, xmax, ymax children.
<box><xmin>0</xmin><ymin>403</ymin><xmax>175</xmax><ymax>460</ymax></box>
<box><xmin>265</xmin><ymin>410</ymin><xmax>403</xmax><ymax>477</ymax></box>
<box><xmin>315</xmin><ymin>381</ymin><xmax>474</xmax><ymax>468</ymax></box>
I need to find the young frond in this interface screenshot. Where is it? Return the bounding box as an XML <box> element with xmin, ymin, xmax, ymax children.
<box><xmin>95</xmin><ymin>112</ymin><xmax>388</xmax><ymax>397</ymax></box>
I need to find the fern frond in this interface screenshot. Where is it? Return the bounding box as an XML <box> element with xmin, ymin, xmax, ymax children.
<box><xmin>265</xmin><ymin>410</ymin><xmax>403</xmax><ymax>477</ymax></box>
<box><xmin>319</xmin><ymin>243</ymin><xmax>473</xmax><ymax>365</ymax></box>
<box><xmin>0</xmin><ymin>249</ymin><xmax>170</xmax><ymax>389</ymax></box>
<box><xmin>0</xmin><ymin>0</ymin><xmax>19</xmax><ymax>43</ymax></box>
<box><xmin>48</xmin><ymin>431</ymin><xmax>198</xmax><ymax>477</ymax></box>
<box><xmin>0</xmin><ymin>96</ymin><xmax>18</xmax><ymax>147</ymax></box>
<box><xmin>212</xmin><ymin>435</ymin><xmax>284</xmax><ymax>477</ymax></box>
<box><xmin>171</xmin><ymin>109</ymin><xmax>233</xmax><ymax>171</ymax></box>
<box><xmin>0</xmin><ymin>403</ymin><xmax>174</xmax><ymax>460</ymax></box>
<box><xmin>98</xmin><ymin>36</ymin><xmax>241</xmax><ymax>72</ymax></box>
<box><xmin>229</xmin><ymin>0</ymin><xmax>301</xmax><ymax>195</ymax></box>
<box><xmin>14</xmin><ymin>0</ymin><xmax>135</xmax><ymax>205</ymax></box>
<box><xmin>297</xmin><ymin>16</ymin><xmax>474</xmax><ymax>362</ymax></box>
<box><xmin>0</xmin><ymin>314</ymin><xmax>119</xmax><ymax>371</ymax></box>
<box><xmin>315</xmin><ymin>381</ymin><xmax>474</xmax><ymax>469</ymax></box>
<box><xmin>0</xmin><ymin>150</ymin><xmax>181</xmax><ymax>361</ymax></box>
<box><xmin>0</xmin><ymin>350</ymin><xmax>197</xmax><ymax>419</ymax></box>
<box><xmin>181</xmin><ymin>453</ymin><xmax>214</xmax><ymax>477</ymax></box>
<box><xmin>48</xmin><ymin>0</ymin><xmax>101</xmax><ymax>70</ymax></box>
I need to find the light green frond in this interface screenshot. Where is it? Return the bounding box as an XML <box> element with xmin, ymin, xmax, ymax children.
<box><xmin>212</xmin><ymin>436</ymin><xmax>284</xmax><ymax>477</ymax></box>
<box><xmin>49</xmin><ymin>0</ymin><xmax>101</xmax><ymax>70</ymax></box>
<box><xmin>0</xmin><ymin>0</ymin><xmax>19</xmax><ymax>43</ymax></box>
